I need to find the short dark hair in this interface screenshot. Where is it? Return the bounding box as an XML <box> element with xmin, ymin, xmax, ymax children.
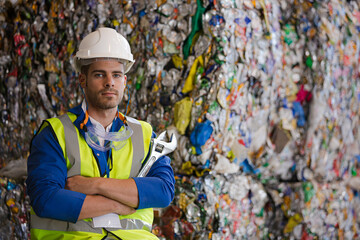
<box><xmin>80</xmin><ymin>64</ymin><xmax>91</xmax><ymax>76</ymax></box>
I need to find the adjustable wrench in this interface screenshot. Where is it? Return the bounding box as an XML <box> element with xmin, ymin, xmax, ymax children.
<box><xmin>137</xmin><ymin>131</ymin><xmax>177</xmax><ymax>177</ymax></box>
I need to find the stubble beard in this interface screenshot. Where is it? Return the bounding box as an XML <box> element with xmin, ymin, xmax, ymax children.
<box><xmin>87</xmin><ymin>89</ymin><xmax>123</xmax><ymax>110</ymax></box>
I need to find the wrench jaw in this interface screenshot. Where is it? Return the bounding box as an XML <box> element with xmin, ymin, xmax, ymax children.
<box><xmin>157</xmin><ymin>131</ymin><xmax>167</xmax><ymax>141</ymax></box>
<box><xmin>169</xmin><ymin>133</ymin><xmax>177</xmax><ymax>148</ymax></box>
<box><xmin>136</xmin><ymin>131</ymin><xmax>177</xmax><ymax>177</ymax></box>
<box><xmin>162</xmin><ymin>133</ymin><xmax>177</xmax><ymax>155</ymax></box>
<box><xmin>153</xmin><ymin>132</ymin><xmax>177</xmax><ymax>155</ymax></box>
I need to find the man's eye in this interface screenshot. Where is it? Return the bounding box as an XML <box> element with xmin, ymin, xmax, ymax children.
<box><xmin>113</xmin><ymin>74</ymin><xmax>122</xmax><ymax>78</ymax></box>
<box><xmin>94</xmin><ymin>73</ymin><xmax>104</xmax><ymax>78</ymax></box>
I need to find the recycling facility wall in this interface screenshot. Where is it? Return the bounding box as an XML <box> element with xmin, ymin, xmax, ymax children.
<box><xmin>0</xmin><ymin>0</ymin><xmax>359</xmax><ymax>239</ymax></box>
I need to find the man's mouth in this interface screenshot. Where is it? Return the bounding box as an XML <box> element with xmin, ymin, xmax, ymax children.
<box><xmin>100</xmin><ymin>90</ymin><xmax>118</xmax><ymax>96</ymax></box>
<box><xmin>102</xmin><ymin>92</ymin><xmax>116</xmax><ymax>96</ymax></box>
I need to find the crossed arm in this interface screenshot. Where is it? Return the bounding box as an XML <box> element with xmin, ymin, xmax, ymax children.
<box><xmin>66</xmin><ymin>176</ymin><xmax>138</xmax><ymax>220</ymax></box>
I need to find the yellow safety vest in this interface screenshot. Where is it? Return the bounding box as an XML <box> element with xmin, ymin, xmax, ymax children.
<box><xmin>30</xmin><ymin>112</ymin><xmax>158</xmax><ymax>240</ymax></box>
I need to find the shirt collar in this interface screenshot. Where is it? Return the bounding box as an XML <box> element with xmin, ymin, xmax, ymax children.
<box><xmin>68</xmin><ymin>100</ymin><xmax>124</xmax><ymax>133</ymax></box>
<box><xmin>81</xmin><ymin>100</ymin><xmax>113</xmax><ymax>132</ymax></box>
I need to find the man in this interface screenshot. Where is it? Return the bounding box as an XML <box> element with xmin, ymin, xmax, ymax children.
<box><xmin>26</xmin><ymin>27</ymin><xmax>175</xmax><ymax>239</ymax></box>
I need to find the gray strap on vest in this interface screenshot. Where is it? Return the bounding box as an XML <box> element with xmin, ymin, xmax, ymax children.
<box><xmin>31</xmin><ymin>214</ymin><xmax>68</xmax><ymax>231</ymax></box>
<box><xmin>108</xmin><ymin>218</ymin><xmax>152</xmax><ymax>232</ymax></box>
<box><xmin>31</xmin><ymin>214</ymin><xmax>151</xmax><ymax>232</ymax></box>
<box><xmin>68</xmin><ymin>221</ymin><xmax>102</xmax><ymax>233</ymax></box>
<box><xmin>58</xmin><ymin>114</ymin><xmax>81</xmax><ymax>177</ymax></box>
<box><xmin>30</xmin><ymin>214</ymin><xmax>102</xmax><ymax>233</ymax></box>
<box><xmin>126</xmin><ymin>117</ymin><xmax>145</xmax><ymax>178</ymax></box>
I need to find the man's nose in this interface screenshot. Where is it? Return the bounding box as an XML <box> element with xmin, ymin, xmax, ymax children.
<box><xmin>104</xmin><ymin>74</ymin><xmax>114</xmax><ymax>88</ymax></box>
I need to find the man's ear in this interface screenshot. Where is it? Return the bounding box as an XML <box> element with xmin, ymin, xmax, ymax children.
<box><xmin>79</xmin><ymin>74</ymin><xmax>86</xmax><ymax>88</ymax></box>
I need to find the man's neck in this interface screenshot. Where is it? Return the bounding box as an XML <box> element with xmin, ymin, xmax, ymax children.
<box><xmin>87</xmin><ymin>108</ymin><xmax>117</xmax><ymax>128</ymax></box>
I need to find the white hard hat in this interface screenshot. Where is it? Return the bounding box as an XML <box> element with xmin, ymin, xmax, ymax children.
<box><xmin>74</xmin><ymin>27</ymin><xmax>135</xmax><ymax>73</ymax></box>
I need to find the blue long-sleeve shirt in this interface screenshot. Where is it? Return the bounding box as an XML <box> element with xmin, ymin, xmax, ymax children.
<box><xmin>26</xmin><ymin>104</ymin><xmax>175</xmax><ymax>223</ymax></box>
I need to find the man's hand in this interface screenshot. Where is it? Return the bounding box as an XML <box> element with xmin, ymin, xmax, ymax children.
<box><xmin>66</xmin><ymin>176</ymin><xmax>137</xmax><ymax>220</ymax></box>
<box><xmin>78</xmin><ymin>195</ymin><xmax>136</xmax><ymax>220</ymax></box>
<box><xmin>66</xmin><ymin>175</ymin><xmax>139</xmax><ymax>209</ymax></box>
<box><xmin>66</xmin><ymin>175</ymin><xmax>99</xmax><ymax>195</ymax></box>
<box><xmin>114</xmin><ymin>201</ymin><xmax>136</xmax><ymax>216</ymax></box>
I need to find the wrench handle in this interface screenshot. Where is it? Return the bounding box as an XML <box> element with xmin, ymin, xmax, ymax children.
<box><xmin>137</xmin><ymin>156</ymin><xmax>157</xmax><ymax>177</ymax></box>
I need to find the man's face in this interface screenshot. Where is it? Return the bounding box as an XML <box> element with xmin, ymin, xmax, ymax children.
<box><xmin>80</xmin><ymin>60</ymin><xmax>127</xmax><ymax>111</ymax></box>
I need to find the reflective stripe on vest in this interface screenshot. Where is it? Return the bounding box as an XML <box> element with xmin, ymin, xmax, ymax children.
<box><xmin>125</xmin><ymin>117</ymin><xmax>145</xmax><ymax>178</ymax></box>
<box><xmin>30</xmin><ymin>214</ymin><xmax>152</xmax><ymax>232</ymax></box>
<box><xmin>31</xmin><ymin>113</ymin><xmax>152</xmax><ymax>234</ymax></box>
<box><xmin>58</xmin><ymin>114</ymin><xmax>81</xmax><ymax>177</ymax></box>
